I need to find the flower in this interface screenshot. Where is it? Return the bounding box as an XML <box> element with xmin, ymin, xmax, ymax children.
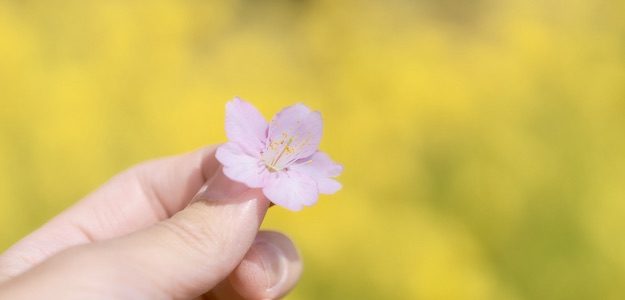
<box><xmin>215</xmin><ymin>97</ymin><xmax>343</xmax><ymax>211</ymax></box>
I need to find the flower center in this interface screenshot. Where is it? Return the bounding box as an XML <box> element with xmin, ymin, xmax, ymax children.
<box><xmin>262</xmin><ymin>132</ymin><xmax>302</xmax><ymax>172</ymax></box>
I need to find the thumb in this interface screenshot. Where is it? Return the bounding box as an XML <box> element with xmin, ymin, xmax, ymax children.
<box><xmin>0</xmin><ymin>170</ymin><xmax>270</xmax><ymax>300</ymax></box>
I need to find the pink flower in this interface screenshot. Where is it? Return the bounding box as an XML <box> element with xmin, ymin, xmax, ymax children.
<box><xmin>215</xmin><ymin>98</ymin><xmax>343</xmax><ymax>211</ymax></box>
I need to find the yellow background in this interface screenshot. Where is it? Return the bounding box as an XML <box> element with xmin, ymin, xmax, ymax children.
<box><xmin>2</xmin><ymin>0</ymin><xmax>625</xmax><ymax>299</ymax></box>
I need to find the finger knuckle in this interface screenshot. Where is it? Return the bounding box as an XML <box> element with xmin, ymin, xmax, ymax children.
<box><xmin>157</xmin><ymin>213</ymin><xmax>226</xmax><ymax>260</ymax></box>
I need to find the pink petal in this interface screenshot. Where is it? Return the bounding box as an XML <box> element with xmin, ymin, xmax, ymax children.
<box><xmin>225</xmin><ymin>97</ymin><xmax>268</xmax><ymax>155</ymax></box>
<box><xmin>291</xmin><ymin>151</ymin><xmax>343</xmax><ymax>194</ymax></box>
<box><xmin>262</xmin><ymin>104</ymin><xmax>322</xmax><ymax>169</ymax></box>
<box><xmin>262</xmin><ymin>170</ymin><xmax>318</xmax><ymax>211</ymax></box>
<box><xmin>216</xmin><ymin>142</ymin><xmax>268</xmax><ymax>188</ymax></box>
<box><xmin>315</xmin><ymin>178</ymin><xmax>342</xmax><ymax>194</ymax></box>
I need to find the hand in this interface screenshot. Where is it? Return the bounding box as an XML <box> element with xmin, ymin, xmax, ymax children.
<box><xmin>0</xmin><ymin>146</ymin><xmax>302</xmax><ymax>299</ymax></box>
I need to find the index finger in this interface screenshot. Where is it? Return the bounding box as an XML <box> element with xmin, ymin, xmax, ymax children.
<box><xmin>0</xmin><ymin>146</ymin><xmax>220</xmax><ymax>280</ymax></box>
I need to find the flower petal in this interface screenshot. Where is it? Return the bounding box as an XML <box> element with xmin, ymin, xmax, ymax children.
<box><xmin>216</xmin><ymin>142</ymin><xmax>268</xmax><ymax>188</ymax></box>
<box><xmin>291</xmin><ymin>151</ymin><xmax>343</xmax><ymax>194</ymax></box>
<box><xmin>262</xmin><ymin>170</ymin><xmax>318</xmax><ymax>211</ymax></box>
<box><xmin>261</xmin><ymin>103</ymin><xmax>322</xmax><ymax>169</ymax></box>
<box><xmin>315</xmin><ymin>178</ymin><xmax>342</xmax><ymax>194</ymax></box>
<box><xmin>225</xmin><ymin>97</ymin><xmax>268</xmax><ymax>155</ymax></box>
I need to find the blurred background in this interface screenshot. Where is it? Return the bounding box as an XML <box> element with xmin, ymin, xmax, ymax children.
<box><xmin>1</xmin><ymin>0</ymin><xmax>625</xmax><ymax>299</ymax></box>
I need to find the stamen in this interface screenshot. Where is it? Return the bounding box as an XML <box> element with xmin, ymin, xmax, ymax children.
<box><xmin>273</xmin><ymin>136</ymin><xmax>297</xmax><ymax>165</ymax></box>
<box><xmin>263</xmin><ymin>126</ymin><xmax>314</xmax><ymax>172</ymax></box>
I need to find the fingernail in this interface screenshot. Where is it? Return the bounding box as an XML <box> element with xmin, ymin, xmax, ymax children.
<box><xmin>191</xmin><ymin>167</ymin><xmax>248</xmax><ymax>203</ymax></box>
<box><xmin>248</xmin><ymin>241</ymin><xmax>287</xmax><ymax>292</ymax></box>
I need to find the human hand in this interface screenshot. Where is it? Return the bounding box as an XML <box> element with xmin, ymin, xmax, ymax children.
<box><xmin>0</xmin><ymin>146</ymin><xmax>302</xmax><ymax>299</ymax></box>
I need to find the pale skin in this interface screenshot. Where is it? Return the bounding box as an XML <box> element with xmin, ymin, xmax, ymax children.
<box><xmin>0</xmin><ymin>146</ymin><xmax>303</xmax><ymax>299</ymax></box>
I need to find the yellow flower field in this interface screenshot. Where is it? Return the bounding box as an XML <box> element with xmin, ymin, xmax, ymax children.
<box><xmin>1</xmin><ymin>0</ymin><xmax>625</xmax><ymax>299</ymax></box>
